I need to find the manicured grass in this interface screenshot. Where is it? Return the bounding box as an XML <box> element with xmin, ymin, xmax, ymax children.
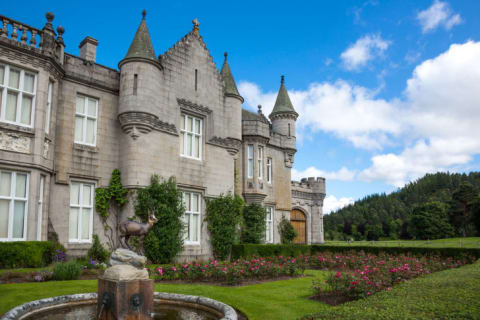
<box><xmin>0</xmin><ymin>270</ymin><xmax>331</xmax><ymax>319</ymax></box>
<box><xmin>325</xmin><ymin>237</ymin><xmax>480</xmax><ymax>248</ymax></box>
<box><xmin>304</xmin><ymin>259</ymin><xmax>480</xmax><ymax>320</ymax></box>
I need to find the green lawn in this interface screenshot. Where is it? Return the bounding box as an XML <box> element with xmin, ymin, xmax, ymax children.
<box><xmin>325</xmin><ymin>237</ymin><xmax>480</xmax><ymax>248</ymax></box>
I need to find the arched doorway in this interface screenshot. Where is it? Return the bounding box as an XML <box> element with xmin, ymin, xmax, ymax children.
<box><xmin>290</xmin><ymin>209</ymin><xmax>306</xmax><ymax>244</ymax></box>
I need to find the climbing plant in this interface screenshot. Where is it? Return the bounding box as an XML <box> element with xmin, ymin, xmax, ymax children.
<box><xmin>205</xmin><ymin>193</ymin><xmax>244</xmax><ymax>260</ymax></box>
<box><xmin>241</xmin><ymin>204</ymin><xmax>267</xmax><ymax>244</ymax></box>
<box><xmin>278</xmin><ymin>215</ymin><xmax>297</xmax><ymax>244</ymax></box>
<box><xmin>94</xmin><ymin>169</ymin><xmax>128</xmax><ymax>250</ymax></box>
<box><xmin>136</xmin><ymin>175</ymin><xmax>185</xmax><ymax>264</ymax></box>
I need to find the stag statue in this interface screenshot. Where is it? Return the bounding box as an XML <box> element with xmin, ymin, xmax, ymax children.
<box><xmin>119</xmin><ymin>212</ymin><xmax>158</xmax><ymax>253</ymax></box>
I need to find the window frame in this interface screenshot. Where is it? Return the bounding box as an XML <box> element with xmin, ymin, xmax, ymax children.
<box><xmin>180</xmin><ymin>114</ymin><xmax>203</xmax><ymax>160</ymax></box>
<box><xmin>266</xmin><ymin>157</ymin><xmax>272</xmax><ymax>184</ymax></box>
<box><xmin>247</xmin><ymin>145</ymin><xmax>254</xmax><ymax>179</ymax></box>
<box><xmin>0</xmin><ymin>170</ymin><xmax>29</xmax><ymax>242</ymax></box>
<box><xmin>68</xmin><ymin>180</ymin><xmax>95</xmax><ymax>243</ymax></box>
<box><xmin>45</xmin><ymin>81</ymin><xmax>53</xmax><ymax>134</ymax></box>
<box><xmin>265</xmin><ymin>206</ymin><xmax>274</xmax><ymax>243</ymax></box>
<box><xmin>36</xmin><ymin>175</ymin><xmax>45</xmax><ymax>241</ymax></box>
<box><xmin>0</xmin><ymin>64</ymin><xmax>37</xmax><ymax>128</ymax></box>
<box><xmin>258</xmin><ymin>146</ymin><xmax>264</xmax><ymax>180</ymax></box>
<box><xmin>74</xmin><ymin>94</ymin><xmax>98</xmax><ymax>147</ymax></box>
<box><xmin>182</xmin><ymin>191</ymin><xmax>201</xmax><ymax>245</ymax></box>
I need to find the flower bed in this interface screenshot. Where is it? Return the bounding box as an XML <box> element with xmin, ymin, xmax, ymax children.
<box><xmin>153</xmin><ymin>256</ymin><xmax>305</xmax><ymax>285</ymax></box>
<box><xmin>309</xmin><ymin>251</ymin><xmax>476</xmax><ymax>299</ymax></box>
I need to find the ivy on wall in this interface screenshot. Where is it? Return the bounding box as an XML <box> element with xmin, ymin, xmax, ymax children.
<box><xmin>205</xmin><ymin>193</ymin><xmax>245</xmax><ymax>260</ymax></box>
<box><xmin>241</xmin><ymin>204</ymin><xmax>267</xmax><ymax>244</ymax></box>
<box><xmin>278</xmin><ymin>215</ymin><xmax>297</xmax><ymax>244</ymax></box>
<box><xmin>94</xmin><ymin>169</ymin><xmax>128</xmax><ymax>250</ymax></box>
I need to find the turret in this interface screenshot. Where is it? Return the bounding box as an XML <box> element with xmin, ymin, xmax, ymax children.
<box><xmin>221</xmin><ymin>52</ymin><xmax>243</xmax><ymax>141</ymax></box>
<box><xmin>118</xmin><ymin>10</ymin><xmax>163</xmax><ymax>117</ymax></box>
<box><xmin>269</xmin><ymin>76</ymin><xmax>298</xmax><ymax>150</ymax></box>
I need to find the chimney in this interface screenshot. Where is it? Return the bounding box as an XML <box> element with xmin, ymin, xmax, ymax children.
<box><xmin>79</xmin><ymin>36</ymin><xmax>98</xmax><ymax>62</ymax></box>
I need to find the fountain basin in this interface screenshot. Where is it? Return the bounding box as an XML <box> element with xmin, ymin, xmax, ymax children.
<box><xmin>0</xmin><ymin>292</ymin><xmax>238</xmax><ymax>320</ymax></box>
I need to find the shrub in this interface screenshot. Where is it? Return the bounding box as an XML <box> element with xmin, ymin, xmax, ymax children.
<box><xmin>241</xmin><ymin>204</ymin><xmax>267</xmax><ymax>244</ymax></box>
<box><xmin>278</xmin><ymin>216</ymin><xmax>297</xmax><ymax>244</ymax></box>
<box><xmin>137</xmin><ymin>175</ymin><xmax>185</xmax><ymax>264</ymax></box>
<box><xmin>205</xmin><ymin>193</ymin><xmax>244</xmax><ymax>260</ymax></box>
<box><xmin>232</xmin><ymin>244</ymin><xmax>311</xmax><ymax>259</ymax></box>
<box><xmin>52</xmin><ymin>261</ymin><xmax>82</xmax><ymax>280</ymax></box>
<box><xmin>0</xmin><ymin>241</ymin><xmax>64</xmax><ymax>268</ymax></box>
<box><xmin>87</xmin><ymin>234</ymin><xmax>110</xmax><ymax>263</ymax></box>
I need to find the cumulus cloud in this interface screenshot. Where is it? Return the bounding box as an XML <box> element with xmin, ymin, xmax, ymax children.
<box><xmin>239</xmin><ymin>41</ymin><xmax>480</xmax><ymax>188</ymax></box>
<box><xmin>340</xmin><ymin>34</ymin><xmax>391</xmax><ymax>71</ymax></box>
<box><xmin>323</xmin><ymin>195</ymin><xmax>355</xmax><ymax>214</ymax></box>
<box><xmin>417</xmin><ymin>1</ymin><xmax>462</xmax><ymax>33</ymax></box>
<box><xmin>292</xmin><ymin>166</ymin><xmax>356</xmax><ymax>182</ymax></box>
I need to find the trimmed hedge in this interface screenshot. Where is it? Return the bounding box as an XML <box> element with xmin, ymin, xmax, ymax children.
<box><xmin>0</xmin><ymin>241</ymin><xmax>62</xmax><ymax>268</ymax></box>
<box><xmin>231</xmin><ymin>244</ymin><xmax>480</xmax><ymax>259</ymax></box>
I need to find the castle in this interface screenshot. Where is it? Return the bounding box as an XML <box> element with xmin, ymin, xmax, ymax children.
<box><xmin>0</xmin><ymin>11</ymin><xmax>325</xmax><ymax>259</ymax></box>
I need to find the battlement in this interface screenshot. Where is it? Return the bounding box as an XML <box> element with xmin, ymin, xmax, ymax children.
<box><xmin>291</xmin><ymin>177</ymin><xmax>326</xmax><ymax>194</ymax></box>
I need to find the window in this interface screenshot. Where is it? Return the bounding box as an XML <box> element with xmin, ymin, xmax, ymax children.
<box><xmin>195</xmin><ymin>69</ymin><xmax>198</xmax><ymax>91</ymax></box>
<box><xmin>182</xmin><ymin>191</ymin><xmax>201</xmax><ymax>244</ymax></box>
<box><xmin>258</xmin><ymin>146</ymin><xmax>264</xmax><ymax>180</ymax></box>
<box><xmin>265</xmin><ymin>206</ymin><xmax>273</xmax><ymax>243</ymax></box>
<box><xmin>45</xmin><ymin>81</ymin><xmax>52</xmax><ymax>134</ymax></box>
<box><xmin>288</xmin><ymin>123</ymin><xmax>291</xmax><ymax>137</ymax></box>
<box><xmin>74</xmin><ymin>95</ymin><xmax>98</xmax><ymax>146</ymax></box>
<box><xmin>133</xmin><ymin>74</ymin><xmax>138</xmax><ymax>95</ymax></box>
<box><xmin>0</xmin><ymin>64</ymin><xmax>36</xmax><ymax>127</ymax></box>
<box><xmin>69</xmin><ymin>181</ymin><xmax>94</xmax><ymax>242</ymax></box>
<box><xmin>247</xmin><ymin>145</ymin><xmax>254</xmax><ymax>178</ymax></box>
<box><xmin>0</xmin><ymin>171</ymin><xmax>29</xmax><ymax>241</ymax></box>
<box><xmin>180</xmin><ymin>114</ymin><xmax>202</xmax><ymax>159</ymax></box>
<box><xmin>267</xmin><ymin>158</ymin><xmax>272</xmax><ymax>184</ymax></box>
<box><xmin>36</xmin><ymin>176</ymin><xmax>44</xmax><ymax>241</ymax></box>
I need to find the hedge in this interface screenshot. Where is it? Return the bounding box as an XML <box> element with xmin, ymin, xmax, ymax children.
<box><xmin>0</xmin><ymin>241</ymin><xmax>62</xmax><ymax>268</ymax></box>
<box><xmin>231</xmin><ymin>244</ymin><xmax>480</xmax><ymax>259</ymax></box>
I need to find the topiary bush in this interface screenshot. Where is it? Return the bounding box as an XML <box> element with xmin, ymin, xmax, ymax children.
<box><xmin>0</xmin><ymin>241</ymin><xmax>64</xmax><ymax>268</ymax></box>
<box><xmin>205</xmin><ymin>193</ymin><xmax>245</xmax><ymax>260</ymax></box>
<box><xmin>87</xmin><ymin>234</ymin><xmax>110</xmax><ymax>263</ymax></box>
<box><xmin>136</xmin><ymin>175</ymin><xmax>185</xmax><ymax>264</ymax></box>
<box><xmin>241</xmin><ymin>204</ymin><xmax>267</xmax><ymax>244</ymax></box>
<box><xmin>52</xmin><ymin>261</ymin><xmax>82</xmax><ymax>280</ymax></box>
<box><xmin>278</xmin><ymin>216</ymin><xmax>298</xmax><ymax>244</ymax></box>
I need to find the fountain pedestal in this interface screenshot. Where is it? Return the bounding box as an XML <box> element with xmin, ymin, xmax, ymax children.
<box><xmin>98</xmin><ymin>261</ymin><xmax>153</xmax><ymax>319</ymax></box>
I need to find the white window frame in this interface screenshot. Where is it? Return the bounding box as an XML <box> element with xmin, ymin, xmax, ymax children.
<box><xmin>180</xmin><ymin>114</ymin><xmax>203</xmax><ymax>160</ymax></box>
<box><xmin>247</xmin><ymin>145</ymin><xmax>254</xmax><ymax>179</ymax></box>
<box><xmin>266</xmin><ymin>157</ymin><xmax>272</xmax><ymax>184</ymax></box>
<box><xmin>0</xmin><ymin>64</ymin><xmax>37</xmax><ymax>128</ymax></box>
<box><xmin>0</xmin><ymin>170</ymin><xmax>29</xmax><ymax>241</ymax></box>
<box><xmin>182</xmin><ymin>191</ymin><xmax>201</xmax><ymax>245</ymax></box>
<box><xmin>69</xmin><ymin>181</ymin><xmax>94</xmax><ymax>243</ymax></box>
<box><xmin>258</xmin><ymin>146</ymin><xmax>264</xmax><ymax>180</ymax></box>
<box><xmin>45</xmin><ymin>81</ymin><xmax>53</xmax><ymax>134</ymax></box>
<box><xmin>36</xmin><ymin>175</ymin><xmax>44</xmax><ymax>241</ymax></box>
<box><xmin>74</xmin><ymin>95</ymin><xmax>98</xmax><ymax>146</ymax></box>
<box><xmin>265</xmin><ymin>206</ymin><xmax>274</xmax><ymax>243</ymax></box>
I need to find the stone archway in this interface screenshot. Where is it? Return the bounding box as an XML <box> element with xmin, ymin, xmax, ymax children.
<box><xmin>290</xmin><ymin>209</ymin><xmax>306</xmax><ymax>244</ymax></box>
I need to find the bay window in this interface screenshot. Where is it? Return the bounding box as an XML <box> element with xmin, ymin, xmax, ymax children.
<box><xmin>247</xmin><ymin>145</ymin><xmax>254</xmax><ymax>179</ymax></box>
<box><xmin>69</xmin><ymin>181</ymin><xmax>94</xmax><ymax>242</ymax></box>
<box><xmin>0</xmin><ymin>170</ymin><xmax>29</xmax><ymax>241</ymax></box>
<box><xmin>258</xmin><ymin>146</ymin><xmax>264</xmax><ymax>180</ymax></box>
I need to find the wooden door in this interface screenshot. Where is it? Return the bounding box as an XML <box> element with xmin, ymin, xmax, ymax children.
<box><xmin>290</xmin><ymin>209</ymin><xmax>306</xmax><ymax>244</ymax></box>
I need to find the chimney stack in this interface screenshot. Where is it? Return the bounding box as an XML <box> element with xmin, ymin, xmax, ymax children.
<box><xmin>79</xmin><ymin>36</ymin><xmax>98</xmax><ymax>62</ymax></box>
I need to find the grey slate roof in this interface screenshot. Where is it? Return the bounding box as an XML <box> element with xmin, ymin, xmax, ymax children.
<box><xmin>242</xmin><ymin>109</ymin><xmax>270</xmax><ymax>124</ymax></box>
<box><xmin>269</xmin><ymin>76</ymin><xmax>298</xmax><ymax>117</ymax></box>
<box><xmin>220</xmin><ymin>53</ymin><xmax>242</xmax><ymax>100</ymax></box>
<box><xmin>123</xmin><ymin>15</ymin><xmax>156</xmax><ymax>62</ymax></box>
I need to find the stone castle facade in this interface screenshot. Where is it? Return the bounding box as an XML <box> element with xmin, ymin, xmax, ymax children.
<box><xmin>0</xmin><ymin>12</ymin><xmax>325</xmax><ymax>259</ymax></box>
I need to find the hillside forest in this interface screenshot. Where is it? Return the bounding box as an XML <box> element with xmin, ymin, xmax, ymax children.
<box><xmin>324</xmin><ymin>172</ymin><xmax>480</xmax><ymax>240</ymax></box>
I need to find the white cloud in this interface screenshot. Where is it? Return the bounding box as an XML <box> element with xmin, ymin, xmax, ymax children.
<box><xmin>323</xmin><ymin>195</ymin><xmax>355</xmax><ymax>214</ymax></box>
<box><xmin>239</xmin><ymin>40</ymin><xmax>480</xmax><ymax>188</ymax></box>
<box><xmin>340</xmin><ymin>34</ymin><xmax>391</xmax><ymax>71</ymax></box>
<box><xmin>417</xmin><ymin>1</ymin><xmax>462</xmax><ymax>33</ymax></box>
<box><xmin>292</xmin><ymin>166</ymin><xmax>356</xmax><ymax>182</ymax></box>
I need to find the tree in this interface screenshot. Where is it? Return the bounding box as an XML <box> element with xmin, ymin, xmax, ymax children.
<box><xmin>450</xmin><ymin>182</ymin><xmax>476</xmax><ymax>237</ymax></box>
<box><xmin>278</xmin><ymin>216</ymin><xmax>297</xmax><ymax>244</ymax></box>
<box><xmin>241</xmin><ymin>204</ymin><xmax>267</xmax><ymax>244</ymax></box>
<box><xmin>136</xmin><ymin>175</ymin><xmax>184</xmax><ymax>264</ymax></box>
<box><xmin>408</xmin><ymin>201</ymin><xmax>454</xmax><ymax>240</ymax></box>
<box><xmin>205</xmin><ymin>193</ymin><xmax>244</xmax><ymax>260</ymax></box>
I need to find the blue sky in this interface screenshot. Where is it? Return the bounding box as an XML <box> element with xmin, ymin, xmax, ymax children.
<box><xmin>4</xmin><ymin>0</ymin><xmax>480</xmax><ymax>213</ymax></box>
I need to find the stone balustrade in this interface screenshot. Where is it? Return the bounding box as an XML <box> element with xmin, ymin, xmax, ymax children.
<box><xmin>0</xmin><ymin>15</ymin><xmax>43</xmax><ymax>48</ymax></box>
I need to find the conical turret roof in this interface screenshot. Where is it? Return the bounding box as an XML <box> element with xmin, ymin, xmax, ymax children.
<box><xmin>221</xmin><ymin>52</ymin><xmax>243</xmax><ymax>101</ymax></box>
<box><xmin>120</xmin><ymin>10</ymin><xmax>157</xmax><ymax>65</ymax></box>
<box><xmin>270</xmin><ymin>76</ymin><xmax>298</xmax><ymax>118</ymax></box>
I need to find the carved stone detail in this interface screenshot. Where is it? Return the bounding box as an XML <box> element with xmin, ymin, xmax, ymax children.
<box><xmin>0</xmin><ymin>130</ymin><xmax>30</xmax><ymax>153</ymax></box>
<box><xmin>284</xmin><ymin>151</ymin><xmax>294</xmax><ymax>168</ymax></box>
<box><xmin>43</xmin><ymin>140</ymin><xmax>49</xmax><ymax>158</ymax></box>
<box><xmin>177</xmin><ymin>98</ymin><xmax>212</xmax><ymax>116</ymax></box>
<box><xmin>208</xmin><ymin>136</ymin><xmax>241</xmax><ymax>155</ymax></box>
<box><xmin>118</xmin><ymin>112</ymin><xmax>178</xmax><ymax>139</ymax></box>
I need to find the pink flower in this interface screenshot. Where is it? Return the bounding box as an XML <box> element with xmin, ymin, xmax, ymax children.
<box><xmin>335</xmin><ymin>272</ymin><xmax>341</xmax><ymax>278</ymax></box>
<box><xmin>157</xmin><ymin>267</ymin><xmax>163</xmax><ymax>275</ymax></box>
<box><xmin>367</xmin><ymin>292</ymin><xmax>372</xmax><ymax>296</ymax></box>
<box><xmin>171</xmin><ymin>266</ymin><xmax>177</xmax><ymax>272</ymax></box>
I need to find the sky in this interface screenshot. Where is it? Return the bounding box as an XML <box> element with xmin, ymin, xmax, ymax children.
<box><xmin>4</xmin><ymin>0</ymin><xmax>480</xmax><ymax>214</ymax></box>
